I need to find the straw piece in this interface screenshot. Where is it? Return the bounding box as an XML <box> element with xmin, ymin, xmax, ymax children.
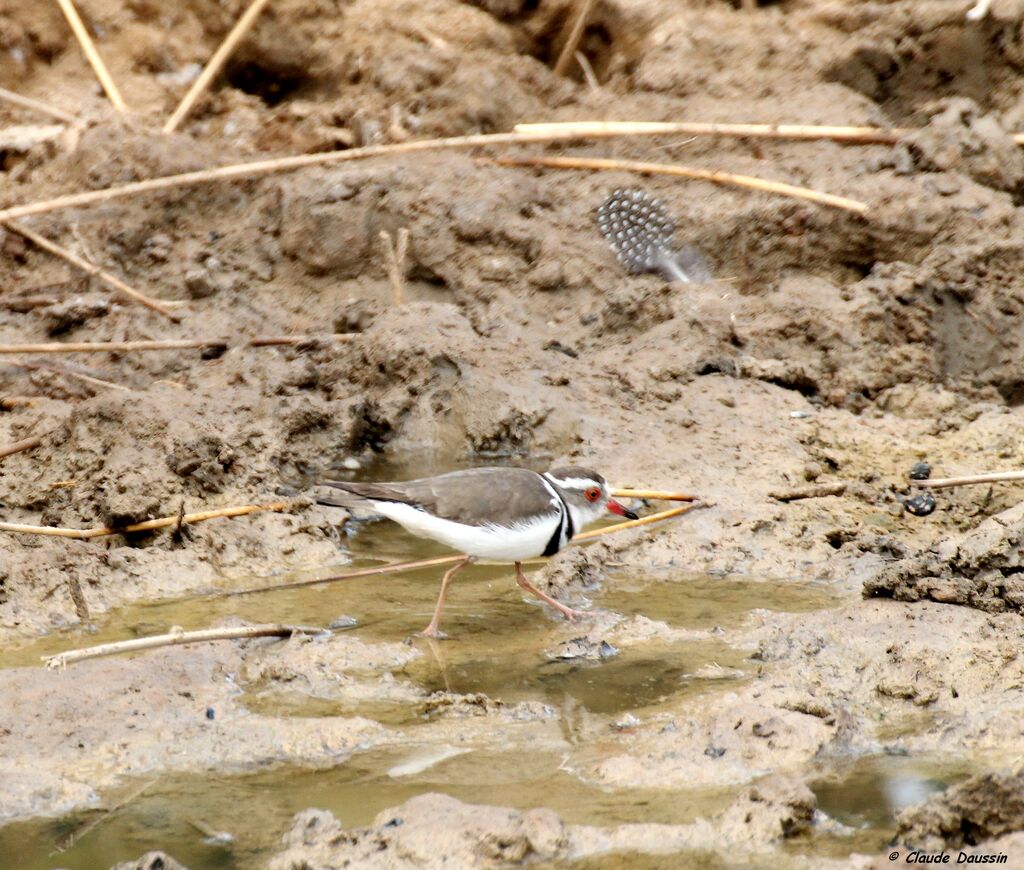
<box><xmin>4</xmin><ymin>220</ymin><xmax>181</xmax><ymax>320</ymax></box>
<box><xmin>915</xmin><ymin>470</ymin><xmax>1024</xmax><ymax>490</ymax></box>
<box><xmin>54</xmin><ymin>779</ymin><xmax>155</xmax><ymax>852</ymax></box>
<box><xmin>0</xmin><ymin>86</ymin><xmax>79</xmax><ymax>124</ymax></box>
<box><xmin>575</xmin><ymin>51</ymin><xmax>599</xmax><ymax>92</ymax></box>
<box><xmin>0</xmin><ymin>334</ymin><xmax>353</xmax><ymax>354</ymax></box>
<box><xmin>0</xmin><ymin>500</ymin><xmax>291</xmax><ymax>540</ymax></box>
<box><xmin>43</xmin><ymin>623</ymin><xmax>322</xmax><ymax>668</ymax></box>
<box><xmin>572</xmin><ymin>502</ymin><xmax>703</xmax><ymax>541</ymax></box>
<box><xmin>554</xmin><ymin>0</ymin><xmax>596</xmax><ymax>77</ymax></box>
<box><xmin>223</xmin><ymin>554</ymin><xmax>466</xmax><ymax>597</ymax></box>
<box><xmin>769</xmin><ymin>482</ymin><xmax>847</xmax><ymax>501</ymax></box>
<box><xmin>55</xmin><ymin>0</ymin><xmax>128</xmax><ymax>112</ymax></box>
<box><xmin>163</xmin><ymin>0</ymin><xmax>274</xmax><ymax>133</ymax></box>
<box><xmin>11</xmin><ymin>359</ymin><xmax>130</xmax><ymax>392</ymax></box>
<box><xmin>225</xmin><ymin>500</ymin><xmax>705</xmax><ymax>598</ymax></box>
<box><xmin>492</xmin><ymin>155</ymin><xmax>869</xmax><ymax>214</ymax></box>
<box><xmin>513</xmin><ymin>120</ymin><xmax>910</xmax><ymax>145</ymax></box>
<box><xmin>0</xmin><ymin>434</ymin><xmax>45</xmax><ymax>460</ymax></box>
<box><xmin>611</xmin><ymin>488</ymin><xmax>699</xmax><ymax>502</ymax></box>
<box><xmin>0</xmin><ymin>129</ymin><xmax>644</xmax><ymax>223</ymax></box>
<box><xmin>379</xmin><ymin>229</ymin><xmax>410</xmax><ymax>305</ymax></box>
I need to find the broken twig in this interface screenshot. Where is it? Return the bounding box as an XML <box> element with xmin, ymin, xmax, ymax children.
<box><xmin>43</xmin><ymin>623</ymin><xmax>322</xmax><ymax>669</ymax></box>
<box><xmin>769</xmin><ymin>482</ymin><xmax>847</xmax><ymax>502</ymax></box>
<box><xmin>0</xmin><ymin>433</ymin><xmax>46</xmax><ymax>460</ymax></box>
<box><xmin>491</xmin><ymin>155</ymin><xmax>868</xmax><ymax>213</ymax></box>
<box><xmin>163</xmin><ymin>0</ymin><xmax>273</xmax><ymax>133</ymax></box>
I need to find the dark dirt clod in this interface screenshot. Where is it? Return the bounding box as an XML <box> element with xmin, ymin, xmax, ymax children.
<box><xmin>903</xmin><ymin>491</ymin><xmax>937</xmax><ymax>516</ymax></box>
<box><xmin>909</xmin><ymin>460</ymin><xmax>933</xmax><ymax>481</ymax></box>
<box><xmin>897</xmin><ymin>768</ymin><xmax>1024</xmax><ymax>852</ymax></box>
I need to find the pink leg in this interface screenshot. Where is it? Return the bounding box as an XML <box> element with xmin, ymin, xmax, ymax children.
<box><xmin>421</xmin><ymin>556</ymin><xmax>473</xmax><ymax>639</ymax></box>
<box><xmin>514</xmin><ymin>562</ymin><xmax>585</xmax><ymax>622</ymax></box>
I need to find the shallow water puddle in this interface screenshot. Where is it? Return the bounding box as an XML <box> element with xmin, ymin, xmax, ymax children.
<box><xmin>0</xmin><ymin>518</ymin><xmax>843</xmax><ymax>867</ymax></box>
<box><xmin>1</xmin><ymin>748</ymin><xmax>738</xmax><ymax>870</ymax></box>
<box><xmin>789</xmin><ymin>754</ymin><xmax>970</xmax><ymax>859</ymax></box>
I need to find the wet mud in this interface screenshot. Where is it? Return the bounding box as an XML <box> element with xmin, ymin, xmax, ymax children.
<box><xmin>4</xmin><ymin>0</ymin><xmax>1024</xmax><ymax>866</ymax></box>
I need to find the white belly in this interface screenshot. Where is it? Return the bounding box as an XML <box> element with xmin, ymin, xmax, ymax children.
<box><xmin>370</xmin><ymin>501</ymin><xmax>561</xmax><ymax>561</ymax></box>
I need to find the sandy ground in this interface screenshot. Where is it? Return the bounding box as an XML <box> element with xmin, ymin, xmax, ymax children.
<box><xmin>4</xmin><ymin>0</ymin><xmax>1024</xmax><ymax>866</ymax></box>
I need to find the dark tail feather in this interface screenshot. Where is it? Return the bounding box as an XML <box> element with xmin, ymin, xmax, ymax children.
<box><xmin>314</xmin><ymin>479</ymin><xmax>410</xmax><ymax>509</ymax></box>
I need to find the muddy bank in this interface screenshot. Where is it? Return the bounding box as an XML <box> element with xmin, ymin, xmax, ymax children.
<box><xmin>4</xmin><ymin>0</ymin><xmax>1024</xmax><ymax>866</ymax></box>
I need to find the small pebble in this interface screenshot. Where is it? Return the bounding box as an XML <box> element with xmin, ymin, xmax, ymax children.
<box><xmin>903</xmin><ymin>492</ymin><xmax>937</xmax><ymax>517</ymax></box>
<box><xmin>704</xmin><ymin>745</ymin><xmax>726</xmax><ymax>759</ymax></box>
<box><xmin>909</xmin><ymin>460</ymin><xmax>932</xmax><ymax>481</ymax></box>
<box><xmin>205</xmin><ymin>707</ymin><xmax>215</xmax><ymax>720</ymax></box>
<box><xmin>790</xmin><ymin>410</ymin><xmax>813</xmax><ymax>419</ymax></box>
<box><xmin>329</xmin><ymin>615</ymin><xmax>358</xmax><ymax>630</ymax></box>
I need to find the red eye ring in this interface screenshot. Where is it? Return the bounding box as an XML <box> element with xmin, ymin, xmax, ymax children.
<box><xmin>584</xmin><ymin>486</ymin><xmax>601</xmax><ymax>503</ymax></box>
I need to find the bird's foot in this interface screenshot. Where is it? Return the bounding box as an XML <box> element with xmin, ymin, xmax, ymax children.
<box><xmin>556</xmin><ymin>604</ymin><xmax>587</xmax><ymax>622</ymax></box>
<box><xmin>419</xmin><ymin>626</ymin><xmax>449</xmax><ymax>640</ymax></box>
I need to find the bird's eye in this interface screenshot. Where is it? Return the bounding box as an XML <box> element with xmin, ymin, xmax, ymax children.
<box><xmin>585</xmin><ymin>486</ymin><xmax>601</xmax><ymax>503</ymax></box>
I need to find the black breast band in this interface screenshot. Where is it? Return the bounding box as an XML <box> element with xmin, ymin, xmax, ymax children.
<box><xmin>542</xmin><ymin>485</ymin><xmax>574</xmax><ymax>557</ymax></box>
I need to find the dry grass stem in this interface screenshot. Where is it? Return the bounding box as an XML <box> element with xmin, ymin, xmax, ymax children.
<box><xmin>163</xmin><ymin>0</ymin><xmax>274</xmax><ymax>133</ymax></box>
<box><xmin>11</xmin><ymin>359</ymin><xmax>131</xmax><ymax>392</ymax></box>
<box><xmin>0</xmin><ymin>334</ymin><xmax>353</xmax><ymax>355</ymax></box>
<box><xmin>915</xmin><ymin>470</ymin><xmax>1024</xmax><ymax>489</ymax></box>
<box><xmin>493</xmin><ymin>155</ymin><xmax>869</xmax><ymax>213</ymax></box>
<box><xmin>575</xmin><ymin>52</ymin><xmax>600</xmax><ymax>92</ymax></box>
<box><xmin>0</xmin><ymin>128</ymin><xmax>688</xmax><ymax>223</ymax></box>
<box><xmin>225</xmin><ymin>554</ymin><xmax>468</xmax><ymax>597</ymax></box>
<box><xmin>228</xmin><ymin>499</ymin><xmax>704</xmax><ymax>598</ymax></box>
<box><xmin>379</xmin><ymin>228</ymin><xmax>410</xmax><ymax>305</ymax></box>
<box><xmin>53</xmin><ymin>780</ymin><xmax>155</xmax><ymax>853</ymax></box>
<box><xmin>43</xmin><ymin>623</ymin><xmax>323</xmax><ymax>669</ymax></box>
<box><xmin>54</xmin><ymin>0</ymin><xmax>128</xmax><ymax>112</ymax></box>
<box><xmin>0</xmin><ymin>500</ymin><xmax>291</xmax><ymax>539</ymax></box>
<box><xmin>4</xmin><ymin>220</ymin><xmax>181</xmax><ymax>320</ymax></box>
<box><xmin>0</xmin><ymin>86</ymin><xmax>79</xmax><ymax>124</ymax></box>
<box><xmin>513</xmin><ymin>120</ymin><xmax>911</xmax><ymax>145</ymax></box>
<box><xmin>572</xmin><ymin>502</ymin><xmax>703</xmax><ymax>541</ymax></box>
<box><xmin>554</xmin><ymin>0</ymin><xmax>596</xmax><ymax>77</ymax></box>
<box><xmin>611</xmin><ymin>488</ymin><xmax>699</xmax><ymax>502</ymax></box>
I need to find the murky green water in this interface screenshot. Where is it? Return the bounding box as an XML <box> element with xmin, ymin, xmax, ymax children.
<box><xmin>0</xmin><ymin>540</ymin><xmax>849</xmax><ymax>870</ymax></box>
<box><xmin>789</xmin><ymin>754</ymin><xmax>969</xmax><ymax>860</ymax></box>
<box><xmin>0</xmin><ymin>748</ymin><xmax>740</xmax><ymax>870</ymax></box>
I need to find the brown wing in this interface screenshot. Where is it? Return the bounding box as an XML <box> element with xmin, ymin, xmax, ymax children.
<box><xmin>320</xmin><ymin>467</ymin><xmax>560</xmax><ymax>527</ymax></box>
